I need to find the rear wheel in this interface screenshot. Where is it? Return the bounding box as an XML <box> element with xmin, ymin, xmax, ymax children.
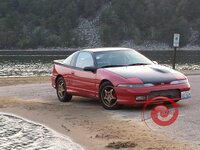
<box><xmin>99</xmin><ymin>82</ymin><xmax>120</xmax><ymax>110</ymax></box>
<box><xmin>56</xmin><ymin>77</ymin><xmax>72</xmax><ymax>102</ymax></box>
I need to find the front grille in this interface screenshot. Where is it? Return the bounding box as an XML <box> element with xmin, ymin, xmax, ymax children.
<box><xmin>148</xmin><ymin>90</ymin><xmax>180</xmax><ymax>100</ymax></box>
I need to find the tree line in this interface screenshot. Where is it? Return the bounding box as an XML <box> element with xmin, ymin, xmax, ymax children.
<box><xmin>0</xmin><ymin>0</ymin><xmax>200</xmax><ymax>49</ymax></box>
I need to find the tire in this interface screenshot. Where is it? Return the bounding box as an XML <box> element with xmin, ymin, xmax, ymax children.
<box><xmin>56</xmin><ymin>77</ymin><xmax>72</xmax><ymax>102</ymax></box>
<box><xmin>99</xmin><ymin>81</ymin><xmax>120</xmax><ymax>110</ymax></box>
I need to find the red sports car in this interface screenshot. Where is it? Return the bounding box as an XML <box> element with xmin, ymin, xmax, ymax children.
<box><xmin>52</xmin><ymin>48</ymin><xmax>191</xmax><ymax>109</ymax></box>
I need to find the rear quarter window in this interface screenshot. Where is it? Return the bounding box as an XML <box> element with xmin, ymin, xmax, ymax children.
<box><xmin>63</xmin><ymin>51</ymin><xmax>78</xmax><ymax>66</ymax></box>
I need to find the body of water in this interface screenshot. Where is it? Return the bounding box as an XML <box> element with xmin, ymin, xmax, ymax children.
<box><xmin>0</xmin><ymin>50</ymin><xmax>199</xmax><ymax>77</ymax></box>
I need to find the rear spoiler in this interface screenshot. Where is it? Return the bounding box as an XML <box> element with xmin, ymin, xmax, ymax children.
<box><xmin>53</xmin><ymin>59</ymin><xmax>64</xmax><ymax>64</ymax></box>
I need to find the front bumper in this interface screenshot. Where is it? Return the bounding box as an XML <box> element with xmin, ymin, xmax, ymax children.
<box><xmin>114</xmin><ymin>82</ymin><xmax>190</xmax><ymax>105</ymax></box>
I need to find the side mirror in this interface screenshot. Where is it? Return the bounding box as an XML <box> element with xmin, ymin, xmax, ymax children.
<box><xmin>83</xmin><ymin>66</ymin><xmax>97</xmax><ymax>73</ymax></box>
<box><xmin>153</xmin><ymin>61</ymin><xmax>158</xmax><ymax>64</ymax></box>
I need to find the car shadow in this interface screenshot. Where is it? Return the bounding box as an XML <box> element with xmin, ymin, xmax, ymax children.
<box><xmin>68</xmin><ymin>96</ymin><xmax>189</xmax><ymax>112</ymax></box>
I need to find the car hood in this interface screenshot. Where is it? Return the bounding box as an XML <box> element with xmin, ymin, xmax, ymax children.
<box><xmin>105</xmin><ymin>65</ymin><xmax>180</xmax><ymax>84</ymax></box>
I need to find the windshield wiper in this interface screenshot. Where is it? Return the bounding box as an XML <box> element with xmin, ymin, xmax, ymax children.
<box><xmin>101</xmin><ymin>63</ymin><xmax>150</xmax><ymax>68</ymax></box>
<box><xmin>127</xmin><ymin>63</ymin><xmax>149</xmax><ymax>66</ymax></box>
<box><xmin>101</xmin><ymin>65</ymin><xmax>126</xmax><ymax>68</ymax></box>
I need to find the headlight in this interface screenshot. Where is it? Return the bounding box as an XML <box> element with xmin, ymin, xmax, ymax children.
<box><xmin>170</xmin><ymin>79</ymin><xmax>188</xmax><ymax>85</ymax></box>
<box><xmin>117</xmin><ymin>83</ymin><xmax>154</xmax><ymax>88</ymax></box>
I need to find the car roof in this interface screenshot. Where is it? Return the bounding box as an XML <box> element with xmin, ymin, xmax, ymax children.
<box><xmin>81</xmin><ymin>47</ymin><xmax>134</xmax><ymax>52</ymax></box>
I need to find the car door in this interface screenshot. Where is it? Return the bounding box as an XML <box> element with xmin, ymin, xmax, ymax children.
<box><xmin>70</xmin><ymin>51</ymin><xmax>97</xmax><ymax>97</ymax></box>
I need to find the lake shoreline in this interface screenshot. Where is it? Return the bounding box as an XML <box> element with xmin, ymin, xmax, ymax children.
<box><xmin>1</xmin><ymin>50</ymin><xmax>199</xmax><ymax>76</ymax></box>
<box><xmin>0</xmin><ymin>70</ymin><xmax>200</xmax><ymax>80</ymax></box>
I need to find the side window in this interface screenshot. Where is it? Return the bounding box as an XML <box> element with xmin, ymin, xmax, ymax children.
<box><xmin>76</xmin><ymin>52</ymin><xmax>94</xmax><ymax>69</ymax></box>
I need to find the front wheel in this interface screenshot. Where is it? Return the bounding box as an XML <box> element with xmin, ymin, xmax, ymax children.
<box><xmin>56</xmin><ymin>77</ymin><xmax>72</xmax><ymax>102</ymax></box>
<box><xmin>99</xmin><ymin>82</ymin><xmax>120</xmax><ymax>110</ymax></box>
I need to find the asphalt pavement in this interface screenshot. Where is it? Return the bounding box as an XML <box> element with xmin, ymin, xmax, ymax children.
<box><xmin>0</xmin><ymin>75</ymin><xmax>199</xmax><ymax>148</ymax></box>
<box><xmin>109</xmin><ymin>75</ymin><xmax>200</xmax><ymax>149</ymax></box>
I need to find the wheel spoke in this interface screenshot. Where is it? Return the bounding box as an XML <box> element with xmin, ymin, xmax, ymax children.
<box><xmin>60</xmin><ymin>87</ymin><xmax>65</xmax><ymax>92</ymax></box>
<box><xmin>58</xmin><ymin>91</ymin><xmax>62</xmax><ymax>97</ymax></box>
<box><xmin>110</xmin><ymin>89</ymin><xmax>116</xmax><ymax>99</ymax></box>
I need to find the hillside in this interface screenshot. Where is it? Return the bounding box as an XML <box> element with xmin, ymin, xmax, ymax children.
<box><xmin>0</xmin><ymin>0</ymin><xmax>200</xmax><ymax>49</ymax></box>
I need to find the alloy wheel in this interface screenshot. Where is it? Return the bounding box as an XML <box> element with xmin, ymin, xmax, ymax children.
<box><xmin>101</xmin><ymin>85</ymin><xmax>117</xmax><ymax>107</ymax></box>
<box><xmin>58</xmin><ymin>80</ymin><xmax>66</xmax><ymax>98</ymax></box>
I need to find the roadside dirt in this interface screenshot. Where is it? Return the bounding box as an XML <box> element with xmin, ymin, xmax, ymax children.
<box><xmin>0</xmin><ymin>76</ymin><xmax>194</xmax><ymax>150</ymax></box>
<box><xmin>0</xmin><ymin>76</ymin><xmax>50</xmax><ymax>87</ymax></box>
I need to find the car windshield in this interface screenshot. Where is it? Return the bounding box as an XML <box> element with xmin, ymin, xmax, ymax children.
<box><xmin>94</xmin><ymin>50</ymin><xmax>153</xmax><ymax>68</ymax></box>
